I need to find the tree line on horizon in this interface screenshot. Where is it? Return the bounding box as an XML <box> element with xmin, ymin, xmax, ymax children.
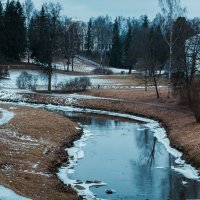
<box><xmin>0</xmin><ymin>0</ymin><xmax>200</xmax><ymax>122</ymax></box>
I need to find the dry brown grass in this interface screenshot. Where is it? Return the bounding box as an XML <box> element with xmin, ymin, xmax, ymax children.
<box><xmin>0</xmin><ymin>105</ymin><xmax>82</xmax><ymax>200</ymax></box>
<box><xmin>83</xmin><ymin>88</ymin><xmax>177</xmax><ymax>104</ymax></box>
<box><xmin>95</xmin><ymin>74</ymin><xmax>168</xmax><ymax>86</ymax></box>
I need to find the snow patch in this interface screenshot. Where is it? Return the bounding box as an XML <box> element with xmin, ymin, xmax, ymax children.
<box><xmin>0</xmin><ymin>108</ymin><xmax>14</xmax><ymax>126</ymax></box>
<box><xmin>58</xmin><ymin>128</ymin><xmax>106</xmax><ymax>200</ymax></box>
<box><xmin>0</xmin><ymin>185</ymin><xmax>30</xmax><ymax>200</ymax></box>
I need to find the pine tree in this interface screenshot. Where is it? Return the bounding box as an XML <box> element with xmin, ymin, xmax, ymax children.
<box><xmin>124</xmin><ymin>24</ymin><xmax>133</xmax><ymax>73</ymax></box>
<box><xmin>4</xmin><ymin>0</ymin><xmax>26</xmax><ymax>60</ymax></box>
<box><xmin>85</xmin><ymin>18</ymin><xmax>93</xmax><ymax>54</ymax></box>
<box><xmin>0</xmin><ymin>2</ymin><xmax>4</xmax><ymax>58</ymax></box>
<box><xmin>109</xmin><ymin>18</ymin><xmax>122</xmax><ymax>68</ymax></box>
<box><xmin>15</xmin><ymin>1</ymin><xmax>26</xmax><ymax>58</ymax></box>
<box><xmin>29</xmin><ymin>3</ymin><xmax>62</xmax><ymax>91</ymax></box>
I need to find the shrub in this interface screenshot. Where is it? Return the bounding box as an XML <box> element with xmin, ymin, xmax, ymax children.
<box><xmin>188</xmin><ymin>80</ymin><xmax>200</xmax><ymax>123</ymax></box>
<box><xmin>16</xmin><ymin>71</ymin><xmax>38</xmax><ymax>90</ymax></box>
<box><xmin>92</xmin><ymin>67</ymin><xmax>113</xmax><ymax>75</ymax></box>
<box><xmin>0</xmin><ymin>67</ymin><xmax>9</xmax><ymax>79</ymax></box>
<box><xmin>58</xmin><ymin>77</ymin><xmax>91</xmax><ymax>91</ymax></box>
<box><xmin>178</xmin><ymin>79</ymin><xmax>200</xmax><ymax>123</ymax></box>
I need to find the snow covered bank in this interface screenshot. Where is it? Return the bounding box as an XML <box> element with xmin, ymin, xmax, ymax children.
<box><xmin>0</xmin><ymin>108</ymin><xmax>14</xmax><ymax>126</ymax></box>
<box><xmin>0</xmin><ymin>109</ymin><xmax>30</xmax><ymax>200</ymax></box>
<box><xmin>58</xmin><ymin>129</ymin><xmax>106</xmax><ymax>200</ymax></box>
<box><xmin>0</xmin><ymin>185</ymin><xmax>30</xmax><ymax>200</ymax></box>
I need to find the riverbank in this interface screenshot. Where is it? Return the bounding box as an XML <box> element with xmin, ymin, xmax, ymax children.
<box><xmin>0</xmin><ymin>87</ymin><xmax>200</xmax><ymax>199</ymax></box>
<box><xmin>0</xmin><ymin>104</ymin><xmax>82</xmax><ymax>200</ymax></box>
<box><xmin>17</xmin><ymin>88</ymin><xmax>200</xmax><ymax>173</ymax></box>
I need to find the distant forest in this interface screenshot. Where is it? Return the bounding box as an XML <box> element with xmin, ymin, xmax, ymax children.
<box><xmin>0</xmin><ymin>0</ymin><xmax>200</xmax><ymax>94</ymax></box>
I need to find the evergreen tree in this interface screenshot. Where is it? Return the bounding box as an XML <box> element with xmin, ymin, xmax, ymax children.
<box><xmin>85</xmin><ymin>18</ymin><xmax>93</xmax><ymax>55</ymax></box>
<box><xmin>124</xmin><ymin>24</ymin><xmax>133</xmax><ymax>73</ymax></box>
<box><xmin>4</xmin><ymin>0</ymin><xmax>26</xmax><ymax>60</ymax></box>
<box><xmin>109</xmin><ymin>18</ymin><xmax>122</xmax><ymax>68</ymax></box>
<box><xmin>16</xmin><ymin>1</ymin><xmax>26</xmax><ymax>58</ymax></box>
<box><xmin>29</xmin><ymin>3</ymin><xmax>62</xmax><ymax>91</ymax></box>
<box><xmin>0</xmin><ymin>2</ymin><xmax>4</xmax><ymax>58</ymax></box>
<box><xmin>85</xmin><ymin>18</ymin><xmax>93</xmax><ymax>54</ymax></box>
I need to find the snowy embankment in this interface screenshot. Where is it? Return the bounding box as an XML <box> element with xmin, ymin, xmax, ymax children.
<box><xmin>0</xmin><ymin>108</ymin><xmax>14</xmax><ymax>126</ymax></box>
<box><xmin>51</xmin><ymin>106</ymin><xmax>199</xmax><ymax>199</ymax></box>
<box><xmin>1</xmin><ymin>69</ymin><xmax>128</xmax><ymax>91</ymax></box>
<box><xmin>0</xmin><ymin>108</ymin><xmax>30</xmax><ymax>200</ymax></box>
<box><xmin>0</xmin><ymin>185</ymin><xmax>30</xmax><ymax>200</ymax></box>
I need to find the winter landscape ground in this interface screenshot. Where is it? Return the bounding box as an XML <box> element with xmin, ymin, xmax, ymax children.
<box><xmin>0</xmin><ymin>56</ymin><xmax>200</xmax><ymax>199</ymax></box>
<box><xmin>1</xmin><ymin>0</ymin><xmax>200</xmax><ymax>199</ymax></box>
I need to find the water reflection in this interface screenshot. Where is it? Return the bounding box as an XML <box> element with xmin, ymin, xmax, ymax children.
<box><xmin>56</xmin><ymin>110</ymin><xmax>200</xmax><ymax>200</ymax></box>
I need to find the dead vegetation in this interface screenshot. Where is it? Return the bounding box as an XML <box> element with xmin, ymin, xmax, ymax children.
<box><xmin>0</xmin><ymin>105</ymin><xmax>82</xmax><ymax>200</ymax></box>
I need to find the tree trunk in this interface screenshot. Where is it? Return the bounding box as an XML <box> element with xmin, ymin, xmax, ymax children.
<box><xmin>167</xmin><ymin>25</ymin><xmax>173</xmax><ymax>98</ymax></box>
<box><xmin>67</xmin><ymin>64</ymin><xmax>69</xmax><ymax>72</ymax></box>
<box><xmin>153</xmin><ymin>72</ymin><xmax>159</xmax><ymax>98</ymax></box>
<box><xmin>190</xmin><ymin>54</ymin><xmax>196</xmax><ymax>83</ymax></box>
<box><xmin>145</xmin><ymin>71</ymin><xmax>147</xmax><ymax>92</ymax></box>
<box><xmin>128</xmin><ymin>66</ymin><xmax>132</xmax><ymax>74</ymax></box>
<box><xmin>48</xmin><ymin>64</ymin><xmax>52</xmax><ymax>92</ymax></box>
<box><xmin>71</xmin><ymin>57</ymin><xmax>74</xmax><ymax>71</ymax></box>
<box><xmin>28</xmin><ymin>50</ymin><xmax>30</xmax><ymax>63</ymax></box>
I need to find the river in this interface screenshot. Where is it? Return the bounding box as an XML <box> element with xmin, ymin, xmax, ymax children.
<box><xmin>53</xmin><ymin>109</ymin><xmax>200</xmax><ymax>200</ymax></box>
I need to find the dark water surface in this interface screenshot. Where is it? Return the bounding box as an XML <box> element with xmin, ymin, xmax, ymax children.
<box><xmin>57</xmin><ymin>110</ymin><xmax>200</xmax><ymax>200</ymax></box>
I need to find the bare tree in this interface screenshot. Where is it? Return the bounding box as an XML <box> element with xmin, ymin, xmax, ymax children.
<box><xmin>185</xmin><ymin>34</ymin><xmax>200</xmax><ymax>83</ymax></box>
<box><xmin>159</xmin><ymin>0</ymin><xmax>185</xmax><ymax>97</ymax></box>
<box><xmin>23</xmin><ymin>0</ymin><xmax>34</xmax><ymax>63</ymax></box>
<box><xmin>60</xmin><ymin>18</ymin><xmax>81</xmax><ymax>72</ymax></box>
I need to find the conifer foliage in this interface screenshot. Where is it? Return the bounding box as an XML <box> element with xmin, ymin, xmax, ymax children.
<box><xmin>109</xmin><ymin>18</ymin><xmax>122</xmax><ymax>68</ymax></box>
<box><xmin>0</xmin><ymin>1</ymin><xmax>26</xmax><ymax>61</ymax></box>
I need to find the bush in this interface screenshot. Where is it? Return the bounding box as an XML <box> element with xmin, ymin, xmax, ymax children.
<box><xmin>92</xmin><ymin>67</ymin><xmax>113</xmax><ymax>75</ymax></box>
<box><xmin>188</xmin><ymin>80</ymin><xmax>200</xmax><ymax>123</ymax></box>
<box><xmin>178</xmin><ymin>79</ymin><xmax>200</xmax><ymax>123</ymax></box>
<box><xmin>16</xmin><ymin>71</ymin><xmax>38</xmax><ymax>90</ymax></box>
<box><xmin>58</xmin><ymin>77</ymin><xmax>91</xmax><ymax>91</ymax></box>
<box><xmin>0</xmin><ymin>67</ymin><xmax>9</xmax><ymax>79</ymax></box>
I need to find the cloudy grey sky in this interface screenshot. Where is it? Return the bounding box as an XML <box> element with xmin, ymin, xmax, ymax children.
<box><xmin>29</xmin><ymin>0</ymin><xmax>200</xmax><ymax>21</ymax></box>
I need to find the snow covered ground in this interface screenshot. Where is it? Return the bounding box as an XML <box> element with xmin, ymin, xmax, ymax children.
<box><xmin>26</xmin><ymin>56</ymin><xmax>131</xmax><ymax>74</ymax></box>
<box><xmin>0</xmin><ymin>185</ymin><xmax>30</xmax><ymax>200</ymax></box>
<box><xmin>0</xmin><ymin>69</ymin><xmax>128</xmax><ymax>90</ymax></box>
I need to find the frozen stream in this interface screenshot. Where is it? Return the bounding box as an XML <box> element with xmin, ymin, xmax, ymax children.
<box><xmin>52</xmin><ymin>110</ymin><xmax>200</xmax><ymax>200</ymax></box>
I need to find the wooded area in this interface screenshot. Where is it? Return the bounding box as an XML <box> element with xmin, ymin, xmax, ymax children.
<box><xmin>0</xmin><ymin>0</ymin><xmax>200</xmax><ymax>120</ymax></box>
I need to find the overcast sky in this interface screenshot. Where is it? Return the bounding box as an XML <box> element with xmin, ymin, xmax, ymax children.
<box><xmin>29</xmin><ymin>0</ymin><xmax>200</xmax><ymax>22</ymax></box>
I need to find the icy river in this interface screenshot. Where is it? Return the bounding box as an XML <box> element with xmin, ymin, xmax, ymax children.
<box><xmin>48</xmin><ymin>107</ymin><xmax>200</xmax><ymax>200</ymax></box>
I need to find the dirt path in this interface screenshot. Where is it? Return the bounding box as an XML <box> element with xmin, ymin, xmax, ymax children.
<box><xmin>0</xmin><ymin>104</ymin><xmax>82</xmax><ymax>200</ymax></box>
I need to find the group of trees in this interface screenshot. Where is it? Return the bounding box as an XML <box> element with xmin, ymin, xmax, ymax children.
<box><xmin>1</xmin><ymin>0</ymin><xmax>200</xmax><ymax>104</ymax></box>
<box><xmin>0</xmin><ymin>0</ymin><xmax>26</xmax><ymax>61</ymax></box>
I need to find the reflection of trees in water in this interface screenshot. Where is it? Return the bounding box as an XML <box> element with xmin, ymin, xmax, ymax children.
<box><xmin>91</xmin><ymin>118</ymin><xmax>124</xmax><ymax>131</ymax></box>
<box><xmin>63</xmin><ymin>112</ymin><xmax>93</xmax><ymax>125</ymax></box>
<box><xmin>114</xmin><ymin>120</ymin><xmax>120</xmax><ymax>127</ymax></box>
<box><xmin>49</xmin><ymin>110</ymin><xmax>200</xmax><ymax>199</ymax></box>
<box><xmin>168</xmin><ymin>153</ymin><xmax>200</xmax><ymax>200</ymax></box>
<box><xmin>136</xmin><ymin>128</ymin><xmax>156</xmax><ymax>167</ymax></box>
<box><xmin>147</xmin><ymin>138</ymin><xmax>157</xmax><ymax>168</ymax></box>
<box><xmin>91</xmin><ymin>117</ymin><xmax>112</xmax><ymax>128</ymax></box>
